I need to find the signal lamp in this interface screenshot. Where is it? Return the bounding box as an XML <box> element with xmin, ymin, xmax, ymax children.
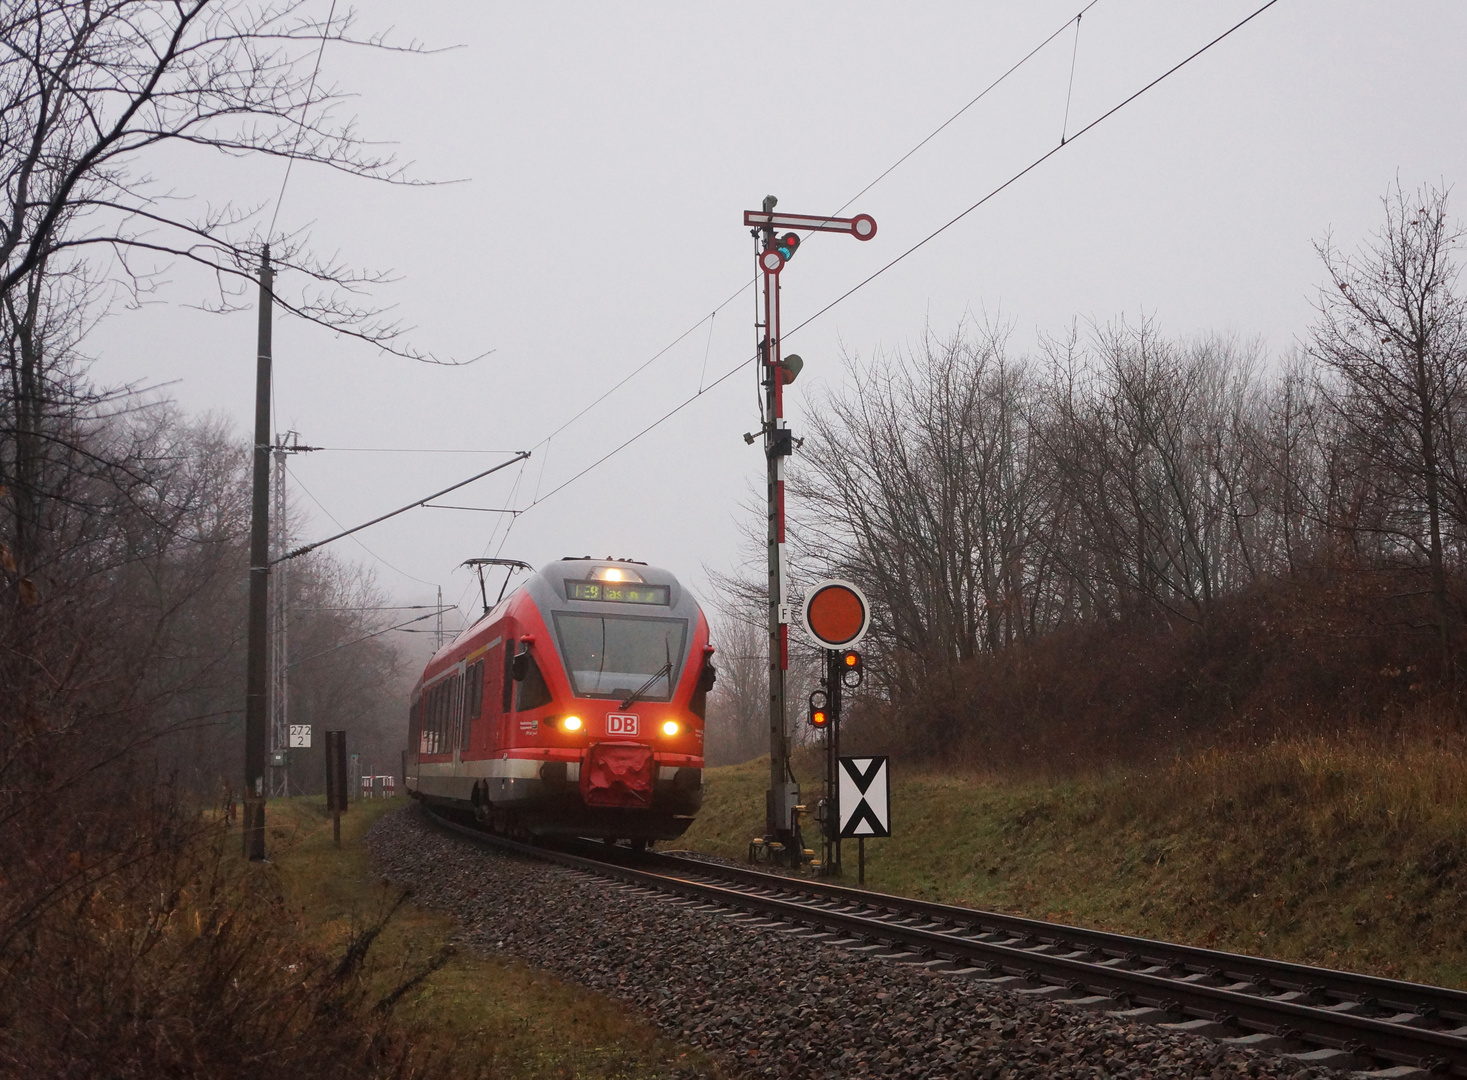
<box><xmin>562</xmin><ymin>715</ymin><xmax>583</xmax><ymax>731</ymax></box>
<box><xmin>776</xmin><ymin>232</ymin><xmax>800</xmax><ymax>261</ymax></box>
<box><xmin>840</xmin><ymin>650</ymin><xmax>864</xmax><ymax>689</ymax></box>
<box><xmin>662</xmin><ymin>720</ymin><xmax>680</xmax><ymax>736</ymax></box>
<box><xmin>808</xmin><ymin>688</ymin><xmax>830</xmax><ymax>729</ymax></box>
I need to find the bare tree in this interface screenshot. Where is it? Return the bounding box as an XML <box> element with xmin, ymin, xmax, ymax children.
<box><xmin>795</xmin><ymin>323</ymin><xmax>1044</xmax><ymax>687</ymax></box>
<box><xmin>702</xmin><ymin>610</ymin><xmax>766</xmax><ymax>767</ymax></box>
<box><xmin>1045</xmin><ymin>321</ymin><xmax>1269</xmax><ymax>627</ymax></box>
<box><xmin>0</xmin><ymin>0</ymin><xmax>438</xmax><ymax>351</ymax></box>
<box><xmin>1309</xmin><ymin>183</ymin><xmax>1467</xmax><ymax>660</ymax></box>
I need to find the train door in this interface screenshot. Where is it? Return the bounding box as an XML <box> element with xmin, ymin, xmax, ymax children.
<box><xmin>449</xmin><ymin>663</ymin><xmax>465</xmax><ymax>771</ymax></box>
<box><xmin>499</xmin><ymin>639</ymin><xmax>516</xmax><ymax>750</ymax></box>
<box><xmin>407</xmin><ymin>690</ymin><xmax>422</xmax><ymax>784</ymax></box>
<box><xmin>460</xmin><ymin>655</ymin><xmax>485</xmax><ymax>756</ymax></box>
<box><xmin>478</xmin><ymin>638</ymin><xmax>505</xmax><ymax>754</ymax></box>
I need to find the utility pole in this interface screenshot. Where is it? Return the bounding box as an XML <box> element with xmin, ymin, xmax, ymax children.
<box><xmin>741</xmin><ymin>198</ymin><xmax>875</xmax><ymax>863</ymax></box>
<box><xmin>244</xmin><ymin>245</ymin><xmax>273</xmax><ymax>860</ymax></box>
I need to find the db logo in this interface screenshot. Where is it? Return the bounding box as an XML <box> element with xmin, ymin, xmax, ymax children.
<box><xmin>605</xmin><ymin>713</ymin><xmax>639</xmax><ymax>736</ymax></box>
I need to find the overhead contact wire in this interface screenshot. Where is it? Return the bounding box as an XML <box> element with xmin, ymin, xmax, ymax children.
<box><xmin>521</xmin><ymin>0</ymin><xmax>1283</xmax><ymax>510</ymax></box>
<box><xmin>786</xmin><ymin>0</ymin><xmax>1282</xmax><ymax>342</ymax></box>
<box><xmin>268</xmin><ymin>0</ymin><xmax>339</xmax><ymax>239</ymax></box>
<box><xmin>833</xmin><ymin>0</ymin><xmax>1101</xmax><ymax>217</ymax></box>
<box><xmin>1061</xmin><ymin>11</ymin><xmax>1084</xmax><ymax>144</ymax></box>
<box><xmin>516</xmin><ymin>1</ymin><xmax>1104</xmax><ymax>507</ymax></box>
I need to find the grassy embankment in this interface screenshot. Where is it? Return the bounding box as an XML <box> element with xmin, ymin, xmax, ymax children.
<box><xmin>680</xmin><ymin>731</ymin><xmax>1467</xmax><ymax>989</ymax></box>
<box><xmin>270</xmin><ymin>797</ymin><xmax>718</xmax><ymax>1080</ymax></box>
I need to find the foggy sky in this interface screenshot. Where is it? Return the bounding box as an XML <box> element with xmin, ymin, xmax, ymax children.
<box><xmin>88</xmin><ymin>1</ymin><xmax>1467</xmax><ymax>632</ymax></box>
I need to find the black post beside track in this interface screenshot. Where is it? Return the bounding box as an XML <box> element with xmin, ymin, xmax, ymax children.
<box><xmin>420</xmin><ymin>807</ymin><xmax>1467</xmax><ymax>1076</ymax></box>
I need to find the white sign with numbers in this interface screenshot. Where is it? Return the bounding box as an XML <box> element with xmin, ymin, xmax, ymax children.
<box><xmin>289</xmin><ymin>724</ymin><xmax>312</xmax><ymax>748</ymax></box>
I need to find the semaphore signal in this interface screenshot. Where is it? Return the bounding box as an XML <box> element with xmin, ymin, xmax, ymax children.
<box><xmin>746</xmin><ymin>197</ymin><xmax>876</xmax><ymax>866</ymax></box>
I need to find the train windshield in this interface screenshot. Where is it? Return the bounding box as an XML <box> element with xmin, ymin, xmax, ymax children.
<box><xmin>552</xmin><ymin>612</ymin><xmax>687</xmax><ymax>701</ymax></box>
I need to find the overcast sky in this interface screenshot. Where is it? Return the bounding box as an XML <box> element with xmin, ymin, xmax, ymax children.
<box><xmin>89</xmin><ymin>0</ymin><xmax>1467</xmax><ymax>632</ymax></box>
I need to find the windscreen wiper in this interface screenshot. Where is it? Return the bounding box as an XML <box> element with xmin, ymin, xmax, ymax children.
<box><xmin>619</xmin><ymin>661</ymin><xmax>672</xmax><ymax>711</ymax></box>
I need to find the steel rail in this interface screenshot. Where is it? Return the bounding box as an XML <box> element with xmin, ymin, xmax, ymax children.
<box><xmin>420</xmin><ymin>809</ymin><xmax>1465</xmax><ymax>1076</ymax></box>
<box><xmin>646</xmin><ymin>850</ymin><xmax>1467</xmax><ymax>1025</ymax></box>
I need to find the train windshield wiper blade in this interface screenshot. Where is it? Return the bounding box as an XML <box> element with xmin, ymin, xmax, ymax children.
<box><xmin>619</xmin><ymin>661</ymin><xmax>671</xmax><ymax>711</ymax></box>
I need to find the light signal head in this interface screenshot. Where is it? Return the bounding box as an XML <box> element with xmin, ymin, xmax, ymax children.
<box><xmin>808</xmin><ymin>688</ymin><xmax>830</xmax><ymax>729</ymax></box>
<box><xmin>776</xmin><ymin>232</ymin><xmax>800</xmax><ymax>261</ymax></box>
<box><xmin>840</xmin><ymin>649</ymin><xmax>863</xmax><ymax>688</ymax></box>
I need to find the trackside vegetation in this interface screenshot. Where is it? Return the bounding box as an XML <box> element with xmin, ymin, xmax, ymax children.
<box><xmin>679</xmin><ymin>728</ymin><xmax>1467</xmax><ymax>990</ymax></box>
<box><xmin>272</xmin><ymin>796</ymin><xmax>722</xmax><ymax>1080</ymax></box>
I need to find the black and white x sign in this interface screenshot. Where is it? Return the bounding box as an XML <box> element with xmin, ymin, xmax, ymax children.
<box><xmin>837</xmin><ymin>756</ymin><xmax>891</xmax><ymax>838</ymax></box>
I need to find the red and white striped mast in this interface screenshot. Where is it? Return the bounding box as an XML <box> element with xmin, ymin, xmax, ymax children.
<box><xmin>743</xmin><ymin>196</ymin><xmax>876</xmax><ymax>861</ymax></box>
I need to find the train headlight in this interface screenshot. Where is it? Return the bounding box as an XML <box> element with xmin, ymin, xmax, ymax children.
<box><xmin>563</xmin><ymin>715</ymin><xmax>583</xmax><ymax>731</ymax></box>
<box><xmin>661</xmin><ymin>720</ymin><xmax>680</xmax><ymax>737</ymax></box>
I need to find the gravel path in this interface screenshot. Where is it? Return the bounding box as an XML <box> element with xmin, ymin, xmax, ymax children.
<box><xmin>367</xmin><ymin>806</ymin><xmax>1352</xmax><ymax>1080</ymax></box>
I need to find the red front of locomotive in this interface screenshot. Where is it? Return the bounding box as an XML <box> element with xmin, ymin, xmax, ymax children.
<box><xmin>405</xmin><ymin>558</ymin><xmax>712</xmax><ymax>842</ymax></box>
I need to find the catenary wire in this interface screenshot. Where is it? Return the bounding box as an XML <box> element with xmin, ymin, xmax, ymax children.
<box><xmin>832</xmin><ymin>0</ymin><xmax>1100</xmax><ymax>218</ymax></box>
<box><xmin>286</xmin><ymin>463</ymin><xmax>445</xmax><ymax>589</ymax></box>
<box><xmin>268</xmin><ymin>0</ymin><xmax>340</xmax><ymax>240</ymax></box>
<box><xmin>288</xmin><ymin>609</ymin><xmax>440</xmax><ymax>667</ymax></box>
<box><xmin>448</xmin><ymin>455</ymin><xmax>530</xmax><ymax>617</ymax></box>
<box><xmin>278</xmin><ymin>5</ymin><xmax>1104</xmax><ymax>583</ymax></box>
<box><xmin>1061</xmin><ymin>11</ymin><xmax>1085</xmax><ymax>143</ymax></box>
<box><xmin>786</xmin><ymin>0</ymin><xmax>1282</xmax><ymax>342</ymax></box>
<box><xmin>519</xmin><ymin>0</ymin><xmax>1282</xmax><ymax>513</ymax></box>
<box><xmin>514</xmin><ymin>3</ymin><xmax>1100</xmax><ymax>467</ymax></box>
<box><xmin>310</xmin><ymin>446</ymin><xmax>521</xmax><ymax>454</ymax></box>
<box><xmin>277</xmin><ymin>453</ymin><xmax>530</xmax><ymax>563</ymax></box>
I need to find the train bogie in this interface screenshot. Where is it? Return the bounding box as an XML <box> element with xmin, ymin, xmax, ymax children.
<box><xmin>405</xmin><ymin>558</ymin><xmax>712</xmax><ymax>842</ymax></box>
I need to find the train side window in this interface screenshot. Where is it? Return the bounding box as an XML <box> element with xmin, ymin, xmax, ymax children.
<box><xmin>467</xmin><ymin>660</ymin><xmax>483</xmax><ymax>718</ymax></box>
<box><xmin>461</xmin><ymin>660</ymin><xmax>483</xmax><ymax>751</ymax></box>
<box><xmin>515</xmin><ymin>650</ymin><xmax>553</xmax><ymax>711</ymax></box>
<box><xmin>433</xmin><ymin>683</ymin><xmax>445</xmax><ymax>754</ymax></box>
<box><xmin>449</xmin><ymin>673</ymin><xmax>463</xmax><ymax>750</ymax></box>
<box><xmin>502</xmin><ymin>647</ymin><xmax>515</xmax><ymax>712</ymax></box>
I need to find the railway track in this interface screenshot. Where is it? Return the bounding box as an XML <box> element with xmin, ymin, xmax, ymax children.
<box><xmin>424</xmin><ymin>808</ymin><xmax>1467</xmax><ymax>1078</ymax></box>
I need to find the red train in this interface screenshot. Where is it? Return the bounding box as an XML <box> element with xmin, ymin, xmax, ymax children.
<box><xmin>405</xmin><ymin>557</ymin><xmax>713</xmax><ymax>844</ymax></box>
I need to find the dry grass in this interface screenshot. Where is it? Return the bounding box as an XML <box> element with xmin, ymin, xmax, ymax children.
<box><xmin>681</xmin><ymin>724</ymin><xmax>1467</xmax><ymax>988</ymax></box>
<box><xmin>272</xmin><ymin>796</ymin><xmax>721</xmax><ymax>1080</ymax></box>
<box><xmin>0</xmin><ymin>790</ymin><xmax>715</xmax><ymax>1079</ymax></box>
<box><xmin>0</xmin><ymin>793</ymin><xmax>457</xmax><ymax>1080</ymax></box>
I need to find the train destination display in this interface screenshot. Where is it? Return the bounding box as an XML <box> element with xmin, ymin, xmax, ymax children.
<box><xmin>566</xmin><ymin>580</ymin><xmax>671</xmax><ymax>605</ymax></box>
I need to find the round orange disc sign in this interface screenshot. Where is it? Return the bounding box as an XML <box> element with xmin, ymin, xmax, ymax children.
<box><xmin>802</xmin><ymin>579</ymin><xmax>870</xmax><ymax>649</ymax></box>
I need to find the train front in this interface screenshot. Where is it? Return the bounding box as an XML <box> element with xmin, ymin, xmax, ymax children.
<box><xmin>489</xmin><ymin>559</ymin><xmax>712</xmax><ymax>842</ymax></box>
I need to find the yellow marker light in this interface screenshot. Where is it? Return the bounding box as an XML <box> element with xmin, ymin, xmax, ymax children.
<box><xmin>563</xmin><ymin>715</ymin><xmax>583</xmax><ymax>731</ymax></box>
<box><xmin>661</xmin><ymin>720</ymin><xmax>679</xmax><ymax>736</ymax></box>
